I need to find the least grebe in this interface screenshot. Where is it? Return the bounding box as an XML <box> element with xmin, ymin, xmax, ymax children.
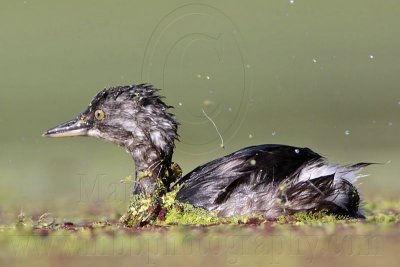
<box><xmin>44</xmin><ymin>84</ymin><xmax>369</xmax><ymax>218</ymax></box>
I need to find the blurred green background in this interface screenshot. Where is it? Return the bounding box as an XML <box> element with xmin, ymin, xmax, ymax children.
<box><xmin>0</xmin><ymin>0</ymin><xmax>399</xmax><ymax>218</ymax></box>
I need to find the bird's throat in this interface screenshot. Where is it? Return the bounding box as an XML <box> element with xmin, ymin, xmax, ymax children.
<box><xmin>128</xmin><ymin>143</ymin><xmax>173</xmax><ymax>195</ymax></box>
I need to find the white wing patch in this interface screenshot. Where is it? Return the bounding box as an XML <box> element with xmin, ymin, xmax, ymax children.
<box><xmin>297</xmin><ymin>162</ymin><xmax>368</xmax><ymax>184</ymax></box>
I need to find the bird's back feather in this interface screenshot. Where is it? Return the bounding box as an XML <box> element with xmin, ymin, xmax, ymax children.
<box><xmin>175</xmin><ymin>144</ymin><xmax>368</xmax><ymax>218</ymax></box>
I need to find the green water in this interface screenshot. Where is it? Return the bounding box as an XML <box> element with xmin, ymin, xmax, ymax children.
<box><xmin>0</xmin><ymin>1</ymin><xmax>399</xmax><ymax>214</ymax></box>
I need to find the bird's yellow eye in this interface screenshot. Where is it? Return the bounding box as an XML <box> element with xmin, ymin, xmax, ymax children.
<box><xmin>94</xmin><ymin>109</ymin><xmax>105</xmax><ymax>121</ymax></box>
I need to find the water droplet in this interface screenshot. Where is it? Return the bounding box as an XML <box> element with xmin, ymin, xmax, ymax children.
<box><xmin>197</xmin><ymin>74</ymin><xmax>201</xmax><ymax>78</ymax></box>
<box><xmin>388</xmin><ymin>122</ymin><xmax>393</xmax><ymax>126</ymax></box>
<box><xmin>369</xmin><ymin>55</ymin><xmax>374</xmax><ymax>59</ymax></box>
<box><xmin>345</xmin><ymin>130</ymin><xmax>350</xmax><ymax>135</ymax></box>
<box><xmin>178</xmin><ymin>102</ymin><xmax>183</xmax><ymax>106</ymax></box>
<box><xmin>397</xmin><ymin>101</ymin><xmax>400</xmax><ymax>105</ymax></box>
<box><xmin>295</xmin><ymin>149</ymin><xmax>300</xmax><ymax>154</ymax></box>
<box><xmin>250</xmin><ymin>159</ymin><xmax>256</xmax><ymax>165</ymax></box>
<box><xmin>206</xmin><ymin>76</ymin><xmax>210</xmax><ymax>80</ymax></box>
<box><xmin>202</xmin><ymin>100</ymin><xmax>214</xmax><ymax>107</ymax></box>
<box><xmin>312</xmin><ymin>58</ymin><xmax>317</xmax><ymax>63</ymax></box>
<box><xmin>272</xmin><ymin>131</ymin><xmax>277</xmax><ymax>136</ymax></box>
<box><xmin>249</xmin><ymin>134</ymin><xmax>253</xmax><ymax>139</ymax></box>
<box><xmin>289</xmin><ymin>0</ymin><xmax>295</xmax><ymax>4</ymax></box>
<box><xmin>228</xmin><ymin>107</ymin><xmax>233</xmax><ymax>112</ymax></box>
<box><xmin>246</xmin><ymin>64</ymin><xmax>251</xmax><ymax>69</ymax></box>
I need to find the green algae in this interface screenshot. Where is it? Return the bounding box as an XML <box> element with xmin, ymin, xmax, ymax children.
<box><xmin>159</xmin><ymin>202</ymin><xmax>222</xmax><ymax>225</ymax></box>
<box><xmin>120</xmin><ymin>163</ymin><xmax>181</xmax><ymax>227</ymax></box>
<box><xmin>120</xmin><ymin>181</ymin><xmax>249</xmax><ymax>226</ymax></box>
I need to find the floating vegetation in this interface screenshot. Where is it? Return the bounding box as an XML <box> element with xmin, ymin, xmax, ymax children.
<box><xmin>120</xmin><ymin>183</ymin><xmax>227</xmax><ymax>227</ymax></box>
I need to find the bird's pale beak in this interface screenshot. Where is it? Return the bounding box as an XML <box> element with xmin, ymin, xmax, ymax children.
<box><xmin>43</xmin><ymin>118</ymin><xmax>89</xmax><ymax>138</ymax></box>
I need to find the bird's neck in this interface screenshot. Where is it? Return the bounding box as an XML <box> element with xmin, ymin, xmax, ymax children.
<box><xmin>121</xmin><ymin>95</ymin><xmax>178</xmax><ymax>195</ymax></box>
<box><xmin>132</xmin><ymin>148</ymin><xmax>170</xmax><ymax>194</ymax></box>
<box><xmin>126</xmin><ymin>133</ymin><xmax>175</xmax><ymax>195</ymax></box>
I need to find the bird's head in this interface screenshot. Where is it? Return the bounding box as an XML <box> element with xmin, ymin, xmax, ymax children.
<box><xmin>44</xmin><ymin>84</ymin><xmax>179</xmax><ymax>192</ymax></box>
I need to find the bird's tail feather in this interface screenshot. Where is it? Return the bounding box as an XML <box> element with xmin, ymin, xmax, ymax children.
<box><xmin>280</xmin><ymin>166</ymin><xmax>367</xmax><ymax>218</ymax></box>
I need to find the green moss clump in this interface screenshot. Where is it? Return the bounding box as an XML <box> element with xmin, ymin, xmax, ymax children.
<box><xmin>120</xmin><ymin>192</ymin><xmax>161</xmax><ymax>227</ymax></box>
<box><xmin>160</xmin><ymin>202</ymin><xmax>222</xmax><ymax>225</ymax></box>
<box><xmin>121</xmin><ymin>182</ymin><xmax>246</xmax><ymax>226</ymax></box>
<box><xmin>366</xmin><ymin>213</ymin><xmax>399</xmax><ymax>223</ymax></box>
<box><xmin>120</xmin><ymin>163</ymin><xmax>181</xmax><ymax>227</ymax></box>
<box><xmin>363</xmin><ymin>199</ymin><xmax>400</xmax><ymax>224</ymax></box>
<box><xmin>160</xmin><ymin>185</ymin><xmax>250</xmax><ymax>225</ymax></box>
<box><xmin>277</xmin><ymin>211</ymin><xmax>350</xmax><ymax>225</ymax></box>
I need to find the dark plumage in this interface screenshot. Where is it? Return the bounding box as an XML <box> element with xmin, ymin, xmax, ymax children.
<box><xmin>176</xmin><ymin>145</ymin><xmax>367</xmax><ymax>218</ymax></box>
<box><xmin>44</xmin><ymin>84</ymin><xmax>369</xmax><ymax>218</ymax></box>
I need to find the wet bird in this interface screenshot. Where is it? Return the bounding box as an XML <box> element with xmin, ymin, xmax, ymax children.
<box><xmin>44</xmin><ymin>84</ymin><xmax>369</xmax><ymax>218</ymax></box>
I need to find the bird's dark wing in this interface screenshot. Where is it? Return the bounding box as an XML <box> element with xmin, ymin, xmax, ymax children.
<box><xmin>175</xmin><ymin>144</ymin><xmax>323</xmax><ymax>209</ymax></box>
